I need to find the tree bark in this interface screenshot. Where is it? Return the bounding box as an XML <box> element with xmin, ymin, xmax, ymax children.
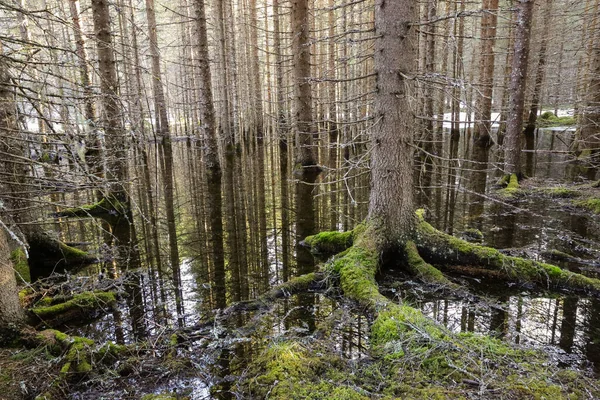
<box><xmin>0</xmin><ymin>227</ymin><xmax>24</xmax><ymax>332</ymax></box>
<box><xmin>292</xmin><ymin>0</ymin><xmax>317</xmax><ymax>169</ymax></box>
<box><xmin>504</xmin><ymin>0</ymin><xmax>535</xmax><ymax>178</ymax></box>
<box><xmin>369</xmin><ymin>0</ymin><xmax>417</xmax><ymax>248</ymax></box>
<box><xmin>473</xmin><ymin>0</ymin><xmax>499</xmax><ymax>148</ymax></box>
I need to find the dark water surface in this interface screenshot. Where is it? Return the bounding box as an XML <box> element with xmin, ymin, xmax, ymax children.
<box><xmin>58</xmin><ymin>127</ymin><xmax>600</xmax><ymax>397</ymax></box>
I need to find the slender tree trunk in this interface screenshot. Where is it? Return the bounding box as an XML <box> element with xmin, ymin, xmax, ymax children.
<box><xmin>193</xmin><ymin>0</ymin><xmax>226</xmax><ymax>309</ymax></box>
<box><xmin>580</xmin><ymin>16</ymin><xmax>600</xmax><ymax>162</ymax></box>
<box><xmin>504</xmin><ymin>0</ymin><xmax>535</xmax><ymax>178</ymax></box>
<box><xmin>524</xmin><ymin>0</ymin><xmax>552</xmax><ymax>138</ymax></box>
<box><xmin>145</xmin><ymin>0</ymin><xmax>183</xmax><ymax>320</ymax></box>
<box><xmin>473</xmin><ymin>0</ymin><xmax>499</xmax><ymax>148</ymax></box>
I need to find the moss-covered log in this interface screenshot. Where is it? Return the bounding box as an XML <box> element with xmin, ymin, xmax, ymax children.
<box><xmin>25</xmin><ymin>231</ymin><xmax>98</xmax><ymax>281</ymax></box>
<box><xmin>52</xmin><ymin>196</ymin><xmax>129</xmax><ymax>224</ymax></box>
<box><xmin>30</xmin><ymin>291</ymin><xmax>116</xmax><ymax>327</ymax></box>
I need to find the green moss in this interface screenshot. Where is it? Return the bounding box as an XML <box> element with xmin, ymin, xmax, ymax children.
<box><xmin>537</xmin><ymin>113</ymin><xmax>576</xmax><ymax>127</ymax></box>
<box><xmin>10</xmin><ymin>248</ymin><xmax>30</xmax><ymax>283</ymax></box>
<box><xmin>31</xmin><ymin>291</ymin><xmax>116</xmax><ymax>320</ymax></box>
<box><xmin>499</xmin><ymin>173</ymin><xmax>520</xmax><ymax>197</ymax></box>
<box><xmin>574</xmin><ymin>197</ymin><xmax>600</xmax><ymax>214</ymax></box>
<box><xmin>242</xmin><ymin>341</ymin><xmax>368</xmax><ymax>400</ymax></box>
<box><xmin>540</xmin><ymin>186</ymin><xmax>580</xmax><ymax>198</ymax></box>
<box><xmin>415</xmin><ymin>211</ymin><xmax>600</xmax><ymax>293</ymax></box>
<box><xmin>404</xmin><ymin>241</ymin><xmax>452</xmax><ymax>285</ymax></box>
<box><xmin>303</xmin><ymin>227</ymin><xmax>362</xmax><ymax>256</ymax></box>
<box><xmin>141</xmin><ymin>395</ymin><xmax>179</xmax><ymax>400</ymax></box>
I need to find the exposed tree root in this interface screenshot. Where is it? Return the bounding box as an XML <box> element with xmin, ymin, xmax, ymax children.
<box><xmin>239</xmin><ymin>221</ymin><xmax>600</xmax><ymax>398</ymax></box>
<box><xmin>414</xmin><ymin>211</ymin><xmax>600</xmax><ymax>294</ymax></box>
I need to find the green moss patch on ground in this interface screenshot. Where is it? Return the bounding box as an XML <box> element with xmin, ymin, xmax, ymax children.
<box><xmin>574</xmin><ymin>197</ymin><xmax>600</xmax><ymax>214</ymax></box>
<box><xmin>537</xmin><ymin>112</ymin><xmax>577</xmax><ymax>128</ymax></box>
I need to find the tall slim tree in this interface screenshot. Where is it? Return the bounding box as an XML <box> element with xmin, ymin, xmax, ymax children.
<box><xmin>473</xmin><ymin>0</ymin><xmax>499</xmax><ymax>148</ymax></box>
<box><xmin>145</xmin><ymin>0</ymin><xmax>183</xmax><ymax>318</ymax></box>
<box><xmin>504</xmin><ymin>0</ymin><xmax>535</xmax><ymax>178</ymax></box>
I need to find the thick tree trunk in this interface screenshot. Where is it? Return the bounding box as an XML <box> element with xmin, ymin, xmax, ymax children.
<box><xmin>504</xmin><ymin>0</ymin><xmax>535</xmax><ymax>178</ymax></box>
<box><xmin>0</xmin><ymin>228</ymin><xmax>24</xmax><ymax>333</ymax></box>
<box><xmin>369</xmin><ymin>0</ymin><xmax>417</xmax><ymax>247</ymax></box>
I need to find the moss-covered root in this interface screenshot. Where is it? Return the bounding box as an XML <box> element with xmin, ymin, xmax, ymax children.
<box><xmin>302</xmin><ymin>224</ymin><xmax>365</xmax><ymax>256</ymax></box>
<box><xmin>224</xmin><ymin>272</ymin><xmax>326</xmax><ymax>314</ymax></box>
<box><xmin>415</xmin><ymin>212</ymin><xmax>600</xmax><ymax>295</ymax></box>
<box><xmin>52</xmin><ymin>196</ymin><xmax>128</xmax><ymax>222</ymax></box>
<box><xmin>498</xmin><ymin>173</ymin><xmax>520</xmax><ymax>197</ymax></box>
<box><xmin>30</xmin><ymin>291</ymin><xmax>117</xmax><ymax>327</ymax></box>
<box><xmin>239</xmin><ymin>341</ymin><xmax>369</xmax><ymax>400</ymax></box>
<box><xmin>404</xmin><ymin>241</ymin><xmax>455</xmax><ymax>287</ymax></box>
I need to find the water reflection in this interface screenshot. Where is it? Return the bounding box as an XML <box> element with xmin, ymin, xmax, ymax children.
<box><xmin>61</xmin><ymin>126</ymin><xmax>600</xmax><ymax>396</ymax></box>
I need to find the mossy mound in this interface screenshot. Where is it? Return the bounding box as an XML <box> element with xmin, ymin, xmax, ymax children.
<box><xmin>303</xmin><ymin>224</ymin><xmax>364</xmax><ymax>256</ymax></box>
<box><xmin>498</xmin><ymin>174</ymin><xmax>521</xmax><ymax>197</ymax></box>
<box><xmin>537</xmin><ymin>112</ymin><xmax>576</xmax><ymax>128</ymax></box>
<box><xmin>239</xmin><ymin>340</ymin><xmax>369</xmax><ymax>399</ymax></box>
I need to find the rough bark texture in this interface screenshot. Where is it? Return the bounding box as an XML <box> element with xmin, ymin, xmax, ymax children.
<box><xmin>91</xmin><ymin>0</ymin><xmax>127</xmax><ymax>199</ymax></box>
<box><xmin>504</xmin><ymin>0</ymin><xmax>534</xmax><ymax>177</ymax></box>
<box><xmin>524</xmin><ymin>0</ymin><xmax>552</xmax><ymax>138</ymax></box>
<box><xmin>291</xmin><ymin>0</ymin><xmax>316</xmax><ymax>167</ymax></box>
<box><xmin>145</xmin><ymin>0</ymin><xmax>182</xmax><ymax>316</ymax></box>
<box><xmin>69</xmin><ymin>0</ymin><xmax>103</xmax><ymax>182</ymax></box>
<box><xmin>369</xmin><ymin>0</ymin><xmax>417</xmax><ymax>247</ymax></box>
<box><xmin>580</xmin><ymin>15</ymin><xmax>600</xmax><ymax>159</ymax></box>
<box><xmin>473</xmin><ymin>0</ymin><xmax>499</xmax><ymax>146</ymax></box>
<box><xmin>193</xmin><ymin>0</ymin><xmax>226</xmax><ymax>309</ymax></box>
<box><xmin>0</xmin><ymin>228</ymin><xmax>24</xmax><ymax>331</ymax></box>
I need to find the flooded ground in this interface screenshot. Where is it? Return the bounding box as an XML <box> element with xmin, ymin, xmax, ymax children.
<box><xmin>37</xmin><ymin>126</ymin><xmax>600</xmax><ymax>398</ymax></box>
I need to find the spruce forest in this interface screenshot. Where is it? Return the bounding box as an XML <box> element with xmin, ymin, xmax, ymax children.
<box><xmin>0</xmin><ymin>0</ymin><xmax>600</xmax><ymax>398</ymax></box>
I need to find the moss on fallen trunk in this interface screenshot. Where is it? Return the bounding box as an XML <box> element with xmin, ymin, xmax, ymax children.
<box><xmin>31</xmin><ymin>291</ymin><xmax>116</xmax><ymax>327</ymax></box>
<box><xmin>52</xmin><ymin>196</ymin><xmax>129</xmax><ymax>223</ymax></box>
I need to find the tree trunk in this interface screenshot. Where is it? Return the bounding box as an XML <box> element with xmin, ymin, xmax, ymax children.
<box><xmin>369</xmin><ymin>0</ymin><xmax>417</xmax><ymax>247</ymax></box>
<box><xmin>145</xmin><ymin>0</ymin><xmax>183</xmax><ymax>319</ymax></box>
<box><xmin>0</xmin><ymin>226</ymin><xmax>24</xmax><ymax>333</ymax></box>
<box><xmin>473</xmin><ymin>0</ymin><xmax>499</xmax><ymax>148</ymax></box>
<box><xmin>580</xmin><ymin>15</ymin><xmax>600</xmax><ymax>162</ymax></box>
<box><xmin>91</xmin><ymin>0</ymin><xmax>127</xmax><ymax>200</ymax></box>
<box><xmin>504</xmin><ymin>0</ymin><xmax>535</xmax><ymax>178</ymax></box>
<box><xmin>193</xmin><ymin>0</ymin><xmax>226</xmax><ymax>309</ymax></box>
<box><xmin>524</xmin><ymin>0</ymin><xmax>552</xmax><ymax>139</ymax></box>
<box><xmin>291</xmin><ymin>0</ymin><xmax>317</xmax><ymax>169</ymax></box>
